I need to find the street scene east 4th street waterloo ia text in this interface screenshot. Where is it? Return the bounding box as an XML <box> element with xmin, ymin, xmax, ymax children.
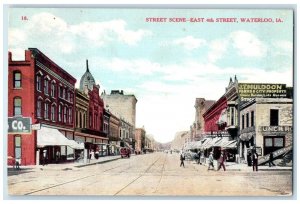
<box><xmin>6</xmin><ymin>8</ymin><xmax>293</xmax><ymax>197</ymax></box>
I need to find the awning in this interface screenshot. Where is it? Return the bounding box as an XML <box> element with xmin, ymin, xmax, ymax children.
<box><xmin>213</xmin><ymin>137</ymin><xmax>230</xmax><ymax>147</ymax></box>
<box><xmin>37</xmin><ymin>126</ymin><xmax>84</xmax><ymax>149</ymax></box>
<box><xmin>216</xmin><ymin>109</ymin><xmax>227</xmax><ymax>125</ymax></box>
<box><xmin>223</xmin><ymin>140</ymin><xmax>237</xmax><ymax>149</ymax></box>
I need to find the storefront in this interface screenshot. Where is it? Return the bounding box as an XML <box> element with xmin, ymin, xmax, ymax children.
<box><xmin>37</xmin><ymin>126</ymin><xmax>84</xmax><ymax>164</ymax></box>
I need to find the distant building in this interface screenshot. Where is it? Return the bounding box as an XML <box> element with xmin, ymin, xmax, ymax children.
<box><xmin>135</xmin><ymin>127</ymin><xmax>146</xmax><ymax>154</ymax></box>
<box><xmin>102</xmin><ymin>90</ymin><xmax>137</xmax><ymax>129</ymax></box>
<box><xmin>191</xmin><ymin>98</ymin><xmax>215</xmax><ymax>141</ymax></box>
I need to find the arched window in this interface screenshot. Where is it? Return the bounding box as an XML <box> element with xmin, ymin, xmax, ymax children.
<box><xmin>13</xmin><ymin>71</ymin><xmax>22</xmax><ymax>88</ymax></box>
<box><xmin>51</xmin><ymin>81</ymin><xmax>56</xmax><ymax>98</ymax></box>
<box><xmin>36</xmin><ymin>75</ymin><xmax>41</xmax><ymax>91</ymax></box>
<box><xmin>44</xmin><ymin>102</ymin><xmax>49</xmax><ymax>119</ymax></box>
<box><xmin>68</xmin><ymin>107</ymin><xmax>72</xmax><ymax>124</ymax></box>
<box><xmin>58</xmin><ymin>104</ymin><xmax>62</xmax><ymax>122</ymax></box>
<box><xmin>36</xmin><ymin>99</ymin><xmax>42</xmax><ymax>118</ymax></box>
<box><xmin>51</xmin><ymin>104</ymin><xmax>56</xmax><ymax>121</ymax></box>
<box><xmin>64</xmin><ymin>106</ymin><xmax>67</xmax><ymax>123</ymax></box>
<box><xmin>13</xmin><ymin>97</ymin><xmax>22</xmax><ymax>116</ymax></box>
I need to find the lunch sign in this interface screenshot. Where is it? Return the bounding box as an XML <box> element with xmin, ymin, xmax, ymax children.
<box><xmin>238</xmin><ymin>83</ymin><xmax>287</xmax><ymax>101</ymax></box>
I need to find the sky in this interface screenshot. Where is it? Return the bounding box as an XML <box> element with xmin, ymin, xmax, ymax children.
<box><xmin>7</xmin><ymin>8</ymin><xmax>294</xmax><ymax>143</ymax></box>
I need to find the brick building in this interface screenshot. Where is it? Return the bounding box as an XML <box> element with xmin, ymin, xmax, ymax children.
<box><xmin>77</xmin><ymin>60</ymin><xmax>108</xmax><ymax>158</ymax></box>
<box><xmin>8</xmin><ymin>48</ymin><xmax>82</xmax><ymax>166</ymax></box>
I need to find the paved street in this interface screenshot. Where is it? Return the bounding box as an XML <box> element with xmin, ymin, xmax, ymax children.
<box><xmin>7</xmin><ymin>152</ymin><xmax>292</xmax><ymax>196</ymax></box>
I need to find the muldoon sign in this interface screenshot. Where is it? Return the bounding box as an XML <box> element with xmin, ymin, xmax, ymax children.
<box><xmin>238</xmin><ymin>83</ymin><xmax>287</xmax><ymax>100</ymax></box>
<box><xmin>8</xmin><ymin>117</ymin><xmax>32</xmax><ymax>134</ymax></box>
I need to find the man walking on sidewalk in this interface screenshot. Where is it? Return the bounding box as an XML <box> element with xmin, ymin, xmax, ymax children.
<box><xmin>180</xmin><ymin>152</ymin><xmax>185</xmax><ymax>167</ymax></box>
<box><xmin>252</xmin><ymin>150</ymin><xmax>258</xmax><ymax>171</ymax></box>
<box><xmin>217</xmin><ymin>152</ymin><xmax>226</xmax><ymax>171</ymax></box>
<box><xmin>269</xmin><ymin>152</ymin><xmax>276</xmax><ymax>167</ymax></box>
<box><xmin>208</xmin><ymin>152</ymin><xmax>214</xmax><ymax>170</ymax></box>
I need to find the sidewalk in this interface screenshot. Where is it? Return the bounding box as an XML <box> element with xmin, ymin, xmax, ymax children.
<box><xmin>7</xmin><ymin>154</ymin><xmax>126</xmax><ymax>172</ymax></box>
<box><xmin>191</xmin><ymin>160</ymin><xmax>292</xmax><ymax>172</ymax></box>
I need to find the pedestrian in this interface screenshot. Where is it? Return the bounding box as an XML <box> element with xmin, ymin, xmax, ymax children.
<box><xmin>217</xmin><ymin>152</ymin><xmax>226</xmax><ymax>171</ymax></box>
<box><xmin>252</xmin><ymin>150</ymin><xmax>258</xmax><ymax>171</ymax></box>
<box><xmin>15</xmin><ymin>157</ymin><xmax>21</xmax><ymax>170</ymax></box>
<box><xmin>247</xmin><ymin>151</ymin><xmax>252</xmax><ymax>166</ymax></box>
<box><xmin>208</xmin><ymin>152</ymin><xmax>214</xmax><ymax>170</ymax></box>
<box><xmin>197</xmin><ymin>150</ymin><xmax>202</xmax><ymax>165</ymax></box>
<box><xmin>42</xmin><ymin>149</ymin><xmax>47</xmax><ymax>166</ymax></box>
<box><xmin>55</xmin><ymin>150</ymin><xmax>60</xmax><ymax>164</ymax></box>
<box><xmin>180</xmin><ymin>152</ymin><xmax>185</xmax><ymax>167</ymax></box>
<box><xmin>269</xmin><ymin>152</ymin><xmax>276</xmax><ymax>167</ymax></box>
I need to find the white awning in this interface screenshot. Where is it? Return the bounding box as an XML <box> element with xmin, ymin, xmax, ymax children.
<box><xmin>37</xmin><ymin>126</ymin><xmax>84</xmax><ymax>149</ymax></box>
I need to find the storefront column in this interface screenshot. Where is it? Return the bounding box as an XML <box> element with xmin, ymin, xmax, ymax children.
<box><xmin>84</xmin><ymin>148</ymin><xmax>87</xmax><ymax>164</ymax></box>
<box><xmin>36</xmin><ymin>149</ymin><xmax>40</xmax><ymax>165</ymax></box>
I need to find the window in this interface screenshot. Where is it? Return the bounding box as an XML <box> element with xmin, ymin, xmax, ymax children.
<box><xmin>59</xmin><ymin>86</ymin><xmax>63</xmax><ymax>98</ymax></box>
<box><xmin>246</xmin><ymin>113</ymin><xmax>249</xmax><ymax>128</ymax></box>
<box><xmin>37</xmin><ymin>100</ymin><xmax>42</xmax><ymax>118</ymax></box>
<box><xmin>14</xmin><ymin>97</ymin><xmax>22</xmax><ymax>116</ymax></box>
<box><xmin>64</xmin><ymin>106</ymin><xmax>67</xmax><ymax>123</ymax></box>
<box><xmin>70</xmin><ymin>93</ymin><xmax>73</xmax><ymax>103</ymax></box>
<box><xmin>13</xmin><ymin>72</ymin><xmax>22</xmax><ymax>88</ymax></box>
<box><xmin>274</xmin><ymin>138</ymin><xmax>284</xmax><ymax>147</ymax></box>
<box><xmin>68</xmin><ymin>107</ymin><xmax>72</xmax><ymax>124</ymax></box>
<box><xmin>242</xmin><ymin>114</ymin><xmax>245</xmax><ymax>129</ymax></box>
<box><xmin>67</xmin><ymin>91</ymin><xmax>70</xmax><ymax>101</ymax></box>
<box><xmin>44</xmin><ymin>79</ymin><xmax>49</xmax><ymax>95</ymax></box>
<box><xmin>36</xmin><ymin>75</ymin><xmax>41</xmax><ymax>91</ymax></box>
<box><xmin>251</xmin><ymin>111</ymin><xmax>255</xmax><ymax>127</ymax></box>
<box><xmin>14</xmin><ymin>136</ymin><xmax>21</xmax><ymax>160</ymax></box>
<box><xmin>51</xmin><ymin>83</ymin><xmax>56</xmax><ymax>98</ymax></box>
<box><xmin>89</xmin><ymin>113</ymin><xmax>92</xmax><ymax>128</ymax></box>
<box><xmin>265</xmin><ymin>138</ymin><xmax>273</xmax><ymax>147</ymax></box>
<box><xmin>51</xmin><ymin>105</ymin><xmax>56</xmax><ymax>121</ymax></box>
<box><xmin>63</xmin><ymin>88</ymin><xmax>66</xmax><ymax>99</ymax></box>
<box><xmin>231</xmin><ymin>107</ymin><xmax>234</xmax><ymax>125</ymax></box>
<box><xmin>44</xmin><ymin>103</ymin><xmax>49</xmax><ymax>119</ymax></box>
<box><xmin>270</xmin><ymin>109</ymin><xmax>279</xmax><ymax>126</ymax></box>
<box><xmin>58</xmin><ymin>105</ymin><xmax>62</xmax><ymax>122</ymax></box>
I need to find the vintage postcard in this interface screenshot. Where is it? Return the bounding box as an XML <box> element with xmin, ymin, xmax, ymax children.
<box><xmin>5</xmin><ymin>6</ymin><xmax>294</xmax><ymax>198</ymax></box>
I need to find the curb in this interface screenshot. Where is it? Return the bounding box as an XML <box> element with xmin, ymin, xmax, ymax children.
<box><xmin>75</xmin><ymin>157</ymin><xmax>121</xmax><ymax>168</ymax></box>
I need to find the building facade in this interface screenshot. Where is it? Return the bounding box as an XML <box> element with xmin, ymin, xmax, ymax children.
<box><xmin>135</xmin><ymin>128</ymin><xmax>146</xmax><ymax>154</ymax></box>
<box><xmin>77</xmin><ymin>60</ymin><xmax>108</xmax><ymax>158</ymax></box>
<box><xmin>102</xmin><ymin>90</ymin><xmax>137</xmax><ymax>128</ymax></box>
<box><xmin>108</xmin><ymin>112</ymin><xmax>121</xmax><ymax>155</ymax></box>
<box><xmin>239</xmin><ymin>98</ymin><xmax>293</xmax><ymax>162</ymax></box>
<box><xmin>191</xmin><ymin>98</ymin><xmax>215</xmax><ymax>141</ymax></box>
<box><xmin>8</xmin><ymin>48</ymin><xmax>81</xmax><ymax>166</ymax></box>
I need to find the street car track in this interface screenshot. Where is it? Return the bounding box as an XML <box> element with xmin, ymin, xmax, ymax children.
<box><xmin>113</xmin><ymin>154</ymin><xmax>163</xmax><ymax>195</ymax></box>
<box><xmin>24</xmin><ymin>161</ymin><xmax>127</xmax><ymax>195</ymax></box>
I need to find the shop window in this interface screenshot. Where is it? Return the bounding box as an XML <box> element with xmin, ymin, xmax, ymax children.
<box><xmin>274</xmin><ymin>138</ymin><xmax>284</xmax><ymax>147</ymax></box>
<box><xmin>13</xmin><ymin>97</ymin><xmax>22</xmax><ymax>116</ymax></box>
<box><xmin>265</xmin><ymin>138</ymin><xmax>273</xmax><ymax>147</ymax></box>
<box><xmin>13</xmin><ymin>71</ymin><xmax>22</xmax><ymax>88</ymax></box>
<box><xmin>14</xmin><ymin>135</ymin><xmax>21</xmax><ymax>160</ymax></box>
<box><xmin>270</xmin><ymin>109</ymin><xmax>279</xmax><ymax>126</ymax></box>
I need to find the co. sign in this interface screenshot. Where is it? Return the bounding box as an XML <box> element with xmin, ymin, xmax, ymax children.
<box><xmin>8</xmin><ymin>117</ymin><xmax>31</xmax><ymax>134</ymax></box>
